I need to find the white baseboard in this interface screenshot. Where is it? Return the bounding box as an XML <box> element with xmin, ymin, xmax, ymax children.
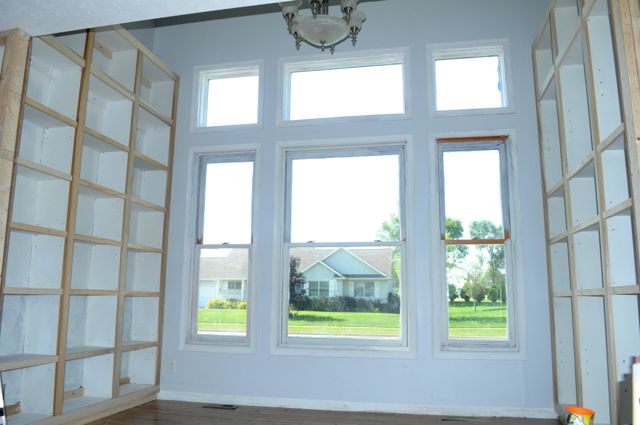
<box><xmin>157</xmin><ymin>390</ymin><xmax>557</xmax><ymax>419</ymax></box>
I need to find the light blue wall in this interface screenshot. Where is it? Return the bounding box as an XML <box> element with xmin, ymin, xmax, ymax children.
<box><xmin>152</xmin><ymin>0</ymin><xmax>553</xmax><ymax>414</ymax></box>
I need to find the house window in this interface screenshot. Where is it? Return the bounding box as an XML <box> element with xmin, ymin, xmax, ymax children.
<box><xmin>438</xmin><ymin>136</ymin><xmax>515</xmax><ymax>349</ymax></box>
<box><xmin>191</xmin><ymin>153</ymin><xmax>255</xmax><ymax>344</ymax></box>
<box><xmin>283</xmin><ymin>145</ymin><xmax>406</xmax><ymax>348</ymax></box>
<box><xmin>308</xmin><ymin>281</ymin><xmax>329</xmax><ymax>297</ymax></box>
<box><xmin>431</xmin><ymin>42</ymin><xmax>510</xmax><ymax>113</ymax></box>
<box><xmin>282</xmin><ymin>51</ymin><xmax>407</xmax><ymax>122</ymax></box>
<box><xmin>195</xmin><ymin>63</ymin><xmax>261</xmax><ymax>128</ymax></box>
<box><xmin>354</xmin><ymin>282</ymin><xmax>376</xmax><ymax>298</ymax></box>
<box><xmin>227</xmin><ymin>280</ymin><xmax>242</xmax><ymax>290</ymax></box>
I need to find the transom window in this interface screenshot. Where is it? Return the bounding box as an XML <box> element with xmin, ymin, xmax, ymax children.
<box><xmin>282</xmin><ymin>52</ymin><xmax>407</xmax><ymax>122</ymax></box>
<box><xmin>431</xmin><ymin>43</ymin><xmax>509</xmax><ymax>113</ymax></box>
<box><xmin>282</xmin><ymin>145</ymin><xmax>407</xmax><ymax>349</ymax></box>
<box><xmin>191</xmin><ymin>153</ymin><xmax>255</xmax><ymax>344</ymax></box>
<box><xmin>195</xmin><ymin>63</ymin><xmax>260</xmax><ymax>128</ymax></box>
<box><xmin>438</xmin><ymin>136</ymin><xmax>515</xmax><ymax>349</ymax></box>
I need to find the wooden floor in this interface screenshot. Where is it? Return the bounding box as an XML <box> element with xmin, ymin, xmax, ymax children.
<box><xmin>90</xmin><ymin>400</ymin><xmax>559</xmax><ymax>425</ymax></box>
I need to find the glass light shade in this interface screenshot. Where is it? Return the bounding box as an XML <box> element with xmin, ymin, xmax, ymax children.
<box><xmin>349</xmin><ymin>9</ymin><xmax>366</xmax><ymax>31</ymax></box>
<box><xmin>293</xmin><ymin>15</ymin><xmax>350</xmax><ymax>47</ymax></box>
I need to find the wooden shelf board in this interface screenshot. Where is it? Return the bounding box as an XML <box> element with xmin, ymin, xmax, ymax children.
<box><xmin>555</xmin><ymin>24</ymin><xmax>582</xmax><ymax>67</ymax></box>
<box><xmin>9</xmin><ymin>221</ymin><xmax>67</xmax><ymax>238</ymax></box>
<box><xmin>601</xmin><ymin>198</ymin><xmax>633</xmax><ymax>219</ymax></box>
<box><xmin>124</xmin><ymin>291</ymin><xmax>160</xmax><ymax>298</ymax></box>
<box><xmin>23</xmin><ymin>96</ymin><xmax>77</xmax><ymax>127</ymax></box>
<box><xmin>90</xmin><ymin>66</ymin><xmax>135</xmax><ymax>100</ymax></box>
<box><xmin>78</xmin><ymin>179</ymin><xmax>126</xmax><ymax>199</ymax></box>
<box><xmin>39</xmin><ymin>34</ymin><xmax>85</xmax><ymax>67</ymax></box>
<box><xmin>139</xmin><ymin>100</ymin><xmax>172</xmax><ymax>126</ymax></box>
<box><xmin>553</xmin><ymin>291</ymin><xmax>573</xmax><ymax>298</ymax></box>
<box><xmin>565</xmin><ymin>151</ymin><xmax>596</xmax><ymax>181</ymax></box>
<box><xmin>63</xmin><ymin>396</ymin><xmax>109</xmax><ymax>414</ymax></box>
<box><xmin>127</xmin><ymin>243</ymin><xmax>162</xmax><ymax>254</ymax></box>
<box><xmin>118</xmin><ymin>383</ymin><xmax>155</xmax><ymax>397</ymax></box>
<box><xmin>610</xmin><ymin>285</ymin><xmax>640</xmax><ymax>295</ymax></box>
<box><xmin>2</xmin><ymin>287</ymin><xmax>62</xmax><ymax>295</ymax></box>
<box><xmin>133</xmin><ymin>152</ymin><xmax>168</xmax><ymax>171</ymax></box>
<box><xmin>130</xmin><ymin>197</ymin><xmax>165</xmax><ymax>213</ymax></box>
<box><xmin>69</xmin><ymin>289</ymin><xmax>118</xmax><ymax>296</ymax></box>
<box><xmin>16</xmin><ymin>157</ymin><xmax>72</xmax><ymax>182</ymax></box>
<box><xmin>84</xmin><ymin>127</ymin><xmax>130</xmax><ymax>153</ymax></box>
<box><xmin>536</xmin><ymin>68</ymin><xmax>555</xmax><ymax>101</ymax></box>
<box><xmin>0</xmin><ymin>354</ymin><xmax>57</xmax><ymax>371</ymax></box>
<box><xmin>549</xmin><ymin>232</ymin><xmax>569</xmax><ymax>245</ymax></box>
<box><xmin>120</xmin><ymin>341</ymin><xmax>157</xmax><ymax>352</ymax></box>
<box><xmin>74</xmin><ymin>234</ymin><xmax>121</xmax><ymax>246</ymax></box>
<box><xmin>4</xmin><ymin>413</ymin><xmax>51</xmax><ymax>425</ymax></box>
<box><xmin>596</xmin><ymin>123</ymin><xmax>626</xmax><ymax>152</ymax></box>
<box><xmin>545</xmin><ymin>179</ymin><xmax>565</xmax><ymax>198</ymax></box>
<box><xmin>569</xmin><ymin>216</ymin><xmax>600</xmax><ymax>234</ymax></box>
<box><xmin>574</xmin><ymin>288</ymin><xmax>606</xmax><ymax>296</ymax></box>
<box><xmin>65</xmin><ymin>345</ymin><xmax>114</xmax><ymax>361</ymax></box>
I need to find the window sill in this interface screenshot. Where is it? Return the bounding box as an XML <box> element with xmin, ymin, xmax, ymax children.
<box><xmin>434</xmin><ymin>342</ymin><xmax>524</xmax><ymax>360</ymax></box>
<box><xmin>277</xmin><ymin>112</ymin><xmax>411</xmax><ymax>128</ymax></box>
<box><xmin>190</xmin><ymin>122</ymin><xmax>262</xmax><ymax>133</ymax></box>
<box><xmin>181</xmin><ymin>338</ymin><xmax>255</xmax><ymax>354</ymax></box>
<box><xmin>429</xmin><ymin>106</ymin><xmax>515</xmax><ymax>118</ymax></box>
<box><xmin>273</xmin><ymin>339</ymin><xmax>415</xmax><ymax>359</ymax></box>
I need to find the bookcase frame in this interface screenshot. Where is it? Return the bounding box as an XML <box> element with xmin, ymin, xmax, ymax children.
<box><xmin>533</xmin><ymin>1</ymin><xmax>640</xmax><ymax>424</ymax></box>
<box><xmin>0</xmin><ymin>25</ymin><xmax>178</xmax><ymax>425</ymax></box>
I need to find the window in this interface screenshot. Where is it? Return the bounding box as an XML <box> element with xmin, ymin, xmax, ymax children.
<box><xmin>308</xmin><ymin>281</ymin><xmax>330</xmax><ymax>297</ymax></box>
<box><xmin>195</xmin><ymin>63</ymin><xmax>261</xmax><ymax>128</ymax></box>
<box><xmin>431</xmin><ymin>42</ymin><xmax>510</xmax><ymax>113</ymax></box>
<box><xmin>354</xmin><ymin>282</ymin><xmax>376</xmax><ymax>298</ymax></box>
<box><xmin>282</xmin><ymin>145</ymin><xmax>406</xmax><ymax>349</ymax></box>
<box><xmin>191</xmin><ymin>153</ymin><xmax>255</xmax><ymax>344</ymax></box>
<box><xmin>438</xmin><ymin>136</ymin><xmax>514</xmax><ymax>349</ymax></box>
<box><xmin>282</xmin><ymin>51</ymin><xmax>407</xmax><ymax>122</ymax></box>
<box><xmin>227</xmin><ymin>280</ymin><xmax>242</xmax><ymax>290</ymax></box>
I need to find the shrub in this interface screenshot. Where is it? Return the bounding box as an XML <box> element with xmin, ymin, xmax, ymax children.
<box><xmin>448</xmin><ymin>283</ymin><xmax>458</xmax><ymax>303</ymax></box>
<box><xmin>206</xmin><ymin>298</ymin><xmax>247</xmax><ymax>310</ymax></box>
<box><xmin>488</xmin><ymin>284</ymin><xmax>498</xmax><ymax>303</ymax></box>
<box><xmin>355</xmin><ymin>298</ymin><xmax>373</xmax><ymax>312</ymax></box>
<box><xmin>291</xmin><ymin>294</ymin><xmax>312</xmax><ymax>311</ymax></box>
<box><xmin>386</xmin><ymin>292</ymin><xmax>400</xmax><ymax>313</ymax></box>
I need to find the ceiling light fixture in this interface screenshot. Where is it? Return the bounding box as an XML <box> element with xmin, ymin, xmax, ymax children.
<box><xmin>279</xmin><ymin>0</ymin><xmax>366</xmax><ymax>53</ymax></box>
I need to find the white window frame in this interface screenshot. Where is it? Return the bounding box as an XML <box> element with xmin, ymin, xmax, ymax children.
<box><xmin>277</xmin><ymin>48</ymin><xmax>411</xmax><ymax>127</ymax></box>
<box><xmin>191</xmin><ymin>60</ymin><xmax>263</xmax><ymax>132</ymax></box>
<box><xmin>308</xmin><ymin>281</ymin><xmax>330</xmax><ymax>297</ymax></box>
<box><xmin>271</xmin><ymin>136</ymin><xmax>416</xmax><ymax>358</ymax></box>
<box><xmin>181</xmin><ymin>148</ymin><xmax>259</xmax><ymax>352</ymax></box>
<box><xmin>430</xmin><ymin>131</ymin><xmax>523</xmax><ymax>359</ymax></box>
<box><xmin>427</xmin><ymin>39</ymin><xmax>514</xmax><ymax>117</ymax></box>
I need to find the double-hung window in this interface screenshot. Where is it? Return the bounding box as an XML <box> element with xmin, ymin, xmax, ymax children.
<box><xmin>281</xmin><ymin>145</ymin><xmax>407</xmax><ymax>350</ymax></box>
<box><xmin>191</xmin><ymin>153</ymin><xmax>255</xmax><ymax>345</ymax></box>
<box><xmin>438</xmin><ymin>136</ymin><xmax>515</xmax><ymax>349</ymax></box>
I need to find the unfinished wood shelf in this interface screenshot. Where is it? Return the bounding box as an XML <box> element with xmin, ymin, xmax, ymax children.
<box><xmin>0</xmin><ymin>25</ymin><xmax>178</xmax><ymax>425</ymax></box>
<box><xmin>534</xmin><ymin>1</ymin><xmax>640</xmax><ymax>423</ymax></box>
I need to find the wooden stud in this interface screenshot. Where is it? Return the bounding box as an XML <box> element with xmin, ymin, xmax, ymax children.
<box><xmin>63</xmin><ymin>387</ymin><xmax>85</xmax><ymax>401</ymax></box>
<box><xmin>53</xmin><ymin>28</ymin><xmax>96</xmax><ymax>416</ymax></box>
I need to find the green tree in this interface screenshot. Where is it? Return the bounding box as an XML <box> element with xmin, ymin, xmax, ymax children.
<box><xmin>488</xmin><ymin>284</ymin><xmax>499</xmax><ymax>303</ymax></box>
<box><xmin>289</xmin><ymin>256</ymin><xmax>306</xmax><ymax>306</ymax></box>
<box><xmin>460</xmin><ymin>283</ymin><xmax>471</xmax><ymax>302</ymax></box>
<box><xmin>448</xmin><ymin>283</ymin><xmax>458</xmax><ymax>303</ymax></box>
<box><xmin>445</xmin><ymin>218</ymin><xmax>468</xmax><ymax>270</ymax></box>
<box><xmin>465</xmin><ymin>262</ymin><xmax>487</xmax><ymax>311</ymax></box>
<box><xmin>378</xmin><ymin>214</ymin><xmax>401</xmax><ymax>294</ymax></box>
<box><xmin>470</xmin><ymin>220</ymin><xmax>506</xmax><ymax>303</ymax></box>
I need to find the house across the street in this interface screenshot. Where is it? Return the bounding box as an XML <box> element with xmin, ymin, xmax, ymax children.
<box><xmin>198</xmin><ymin>247</ymin><xmax>396</xmax><ymax>307</ymax></box>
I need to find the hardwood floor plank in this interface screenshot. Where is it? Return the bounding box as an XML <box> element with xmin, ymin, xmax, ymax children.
<box><xmin>89</xmin><ymin>400</ymin><xmax>558</xmax><ymax>425</ymax></box>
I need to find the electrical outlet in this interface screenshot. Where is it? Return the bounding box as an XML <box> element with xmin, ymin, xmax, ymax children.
<box><xmin>168</xmin><ymin>360</ymin><xmax>175</xmax><ymax>372</ymax></box>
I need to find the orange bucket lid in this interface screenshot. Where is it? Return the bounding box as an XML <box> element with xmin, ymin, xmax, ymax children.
<box><xmin>566</xmin><ymin>406</ymin><xmax>595</xmax><ymax>416</ymax></box>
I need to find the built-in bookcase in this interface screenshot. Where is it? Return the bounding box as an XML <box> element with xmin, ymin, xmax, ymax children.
<box><xmin>0</xmin><ymin>25</ymin><xmax>177</xmax><ymax>424</ymax></box>
<box><xmin>533</xmin><ymin>1</ymin><xmax>640</xmax><ymax>424</ymax></box>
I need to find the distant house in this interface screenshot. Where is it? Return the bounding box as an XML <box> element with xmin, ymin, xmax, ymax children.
<box><xmin>198</xmin><ymin>247</ymin><xmax>396</xmax><ymax>308</ymax></box>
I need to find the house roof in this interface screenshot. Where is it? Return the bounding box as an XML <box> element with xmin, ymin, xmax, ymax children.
<box><xmin>199</xmin><ymin>247</ymin><xmax>394</xmax><ymax>280</ymax></box>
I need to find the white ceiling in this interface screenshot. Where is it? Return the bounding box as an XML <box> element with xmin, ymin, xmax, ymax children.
<box><xmin>0</xmin><ymin>0</ymin><xmax>280</xmax><ymax>36</ymax></box>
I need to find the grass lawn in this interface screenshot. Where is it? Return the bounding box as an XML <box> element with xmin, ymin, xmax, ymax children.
<box><xmin>197</xmin><ymin>302</ymin><xmax>507</xmax><ymax>338</ymax></box>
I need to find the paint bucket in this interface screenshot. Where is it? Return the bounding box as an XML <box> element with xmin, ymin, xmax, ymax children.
<box><xmin>565</xmin><ymin>406</ymin><xmax>595</xmax><ymax>425</ymax></box>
